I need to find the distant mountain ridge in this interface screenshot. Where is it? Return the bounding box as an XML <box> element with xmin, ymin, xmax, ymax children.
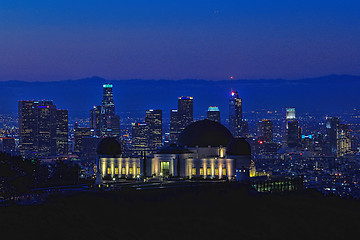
<box><xmin>1</xmin><ymin>75</ymin><xmax>359</xmax><ymax>119</ymax></box>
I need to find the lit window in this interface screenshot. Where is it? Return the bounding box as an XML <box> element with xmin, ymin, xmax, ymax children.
<box><xmin>122</xmin><ymin>168</ymin><xmax>126</xmax><ymax>174</ymax></box>
<box><xmin>207</xmin><ymin>168</ymin><xmax>211</xmax><ymax>175</ymax></box>
<box><xmin>129</xmin><ymin>168</ymin><xmax>133</xmax><ymax>174</ymax></box>
<box><xmin>200</xmin><ymin>168</ymin><xmax>204</xmax><ymax>176</ymax></box>
<box><xmin>192</xmin><ymin>168</ymin><xmax>196</xmax><ymax>175</ymax></box>
<box><xmin>215</xmin><ymin>168</ymin><xmax>219</xmax><ymax>175</ymax></box>
<box><xmin>137</xmin><ymin>168</ymin><xmax>140</xmax><ymax>174</ymax></box>
<box><xmin>107</xmin><ymin>168</ymin><xmax>111</xmax><ymax>175</ymax></box>
<box><xmin>115</xmin><ymin>168</ymin><xmax>118</xmax><ymax>174</ymax></box>
<box><xmin>222</xmin><ymin>168</ymin><xmax>226</xmax><ymax>176</ymax></box>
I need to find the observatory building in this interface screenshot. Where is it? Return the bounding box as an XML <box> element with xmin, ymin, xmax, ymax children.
<box><xmin>96</xmin><ymin>119</ymin><xmax>255</xmax><ymax>184</ymax></box>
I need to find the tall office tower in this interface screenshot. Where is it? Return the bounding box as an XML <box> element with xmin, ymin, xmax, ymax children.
<box><xmin>287</xmin><ymin>120</ymin><xmax>301</xmax><ymax>148</ymax></box>
<box><xmin>96</xmin><ymin>84</ymin><xmax>120</xmax><ymax>137</ymax></box>
<box><xmin>74</xmin><ymin>126</ymin><xmax>92</xmax><ymax>154</ymax></box>
<box><xmin>107</xmin><ymin>115</ymin><xmax>121</xmax><ymax>137</ymax></box>
<box><xmin>257</xmin><ymin>119</ymin><xmax>273</xmax><ymax>142</ymax></box>
<box><xmin>37</xmin><ymin>101</ymin><xmax>57</xmax><ymax>157</ymax></box>
<box><xmin>1</xmin><ymin>137</ymin><xmax>15</xmax><ymax>154</ymax></box>
<box><xmin>90</xmin><ymin>105</ymin><xmax>102</xmax><ymax>136</ymax></box>
<box><xmin>131</xmin><ymin>122</ymin><xmax>150</xmax><ymax>156</ymax></box>
<box><xmin>170</xmin><ymin>109</ymin><xmax>181</xmax><ymax>143</ymax></box>
<box><xmin>178</xmin><ymin>96</ymin><xmax>193</xmax><ymax>132</ymax></box>
<box><xmin>56</xmin><ymin>109</ymin><xmax>68</xmax><ymax>155</ymax></box>
<box><xmin>102</xmin><ymin>84</ymin><xmax>115</xmax><ymax>115</ymax></box>
<box><xmin>337</xmin><ymin>124</ymin><xmax>351</xmax><ymax>157</ymax></box>
<box><xmin>18</xmin><ymin>101</ymin><xmax>37</xmax><ymax>157</ymax></box>
<box><xmin>229</xmin><ymin>90</ymin><xmax>247</xmax><ymax>137</ymax></box>
<box><xmin>326</xmin><ymin>117</ymin><xmax>340</xmax><ymax>155</ymax></box>
<box><xmin>145</xmin><ymin>109</ymin><xmax>163</xmax><ymax>151</ymax></box>
<box><xmin>282</xmin><ymin>108</ymin><xmax>296</xmax><ymax>145</ymax></box>
<box><xmin>207</xmin><ymin>106</ymin><xmax>221</xmax><ymax>123</ymax></box>
<box><xmin>18</xmin><ymin>100</ymin><xmax>68</xmax><ymax>157</ymax></box>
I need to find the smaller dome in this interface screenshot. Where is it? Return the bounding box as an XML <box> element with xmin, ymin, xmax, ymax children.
<box><xmin>97</xmin><ymin>137</ymin><xmax>122</xmax><ymax>156</ymax></box>
<box><xmin>226</xmin><ymin>138</ymin><xmax>251</xmax><ymax>156</ymax></box>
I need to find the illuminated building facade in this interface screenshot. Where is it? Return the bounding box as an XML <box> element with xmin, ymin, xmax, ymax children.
<box><xmin>96</xmin><ymin>120</ymin><xmax>256</xmax><ymax>183</ymax></box>
<box><xmin>337</xmin><ymin>124</ymin><xmax>352</xmax><ymax>157</ymax></box>
<box><xmin>101</xmin><ymin>84</ymin><xmax>115</xmax><ymax>116</ymax></box>
<box><xmin>207</xmin><ymin>106</ymin><xmax>221</xmax><ymax>123</ymax></box>
<box><xmin>145</xmin><ymin>109</ymin><xmax>162</xmax><ymax>151</ymax></box>
<box><xmin>131</xmin><ymin>122</ymin><xmax>150</xmax><ymax>156</ymax></box>
<box><xmin>282</xmin><ymin>107</ymin><xmax>296</xmax><ymax>145</ymax></box>
<box><xmin>18</xmin><ymin>100</ymin><xmax>68</xmax><ymax>157</ymax></box>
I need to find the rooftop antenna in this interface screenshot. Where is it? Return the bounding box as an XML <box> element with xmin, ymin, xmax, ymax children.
<box><xmin>230</xmin><ymin>76</ymin><xmax>234</xmax><ymax>93</ymax></box>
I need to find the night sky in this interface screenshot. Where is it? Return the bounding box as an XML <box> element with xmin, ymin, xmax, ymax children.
<box><xmin>1</xmin><ymin>0</ymin><xmax>360</xmax><ymax>81</ymax></box>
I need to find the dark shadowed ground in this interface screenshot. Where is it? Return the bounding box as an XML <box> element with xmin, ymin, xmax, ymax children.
<box><xmin>1</xmin><ymin>183</ymin><xmax>359</xmax><ymax>240</ymax></box>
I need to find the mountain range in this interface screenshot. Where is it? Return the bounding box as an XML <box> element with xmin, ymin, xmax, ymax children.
<box><xmin>0</xmin><ymin>75</ymin><xmax>359</xmax><ymax>119</ymax></box>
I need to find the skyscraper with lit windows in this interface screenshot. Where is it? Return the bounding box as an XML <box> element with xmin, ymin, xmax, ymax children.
<box><xmin>229</xmin><ymin>91</ymin><xmax>247</xmax><ymax>137</ymax></box>
<box><xmin>145</xmin><ymin>109</ymin><xmax>162</xmax><ymax>151</ymax></box>
<box><xmin>337</xmin><ymin>124</ymin><xmax>351</xmax><ymax>157</ymax></box>
<box><xmin>326</xmin><ymin>116</ymin><xmax>340</xmax><ymax>155</ymax></box>
<box><xmin>90</xmin><ymin>84</ymin><xmax>120</xmax><ymax>137</ymax></box>
<box><xmin>18</xmin><ymin>100</ymin><xmax>68</xmax><ymax>157</ymax></box>
<box><xmin>170</xmin><ymin>109</ymin><xmax>180</xmax><ymax>143</ymax></box>
<box><xmin>282</xmin><ymin>107</ymin><xmax>296</xmax><ymax>146</ymax></box>
<box><xmin>178</xmin><ymin>96</ymin><xmax>193</xmax><ymax>132</ymax></box>
<box><xmin>56</xmin><ymin>109</ymin><xmax>68</xmax><ymax>155</ymax></box>
<box><xmin>207</xmin><ymin>106</ymin><xmax>221</xmax><ymax>123</ymax></box>
<box><xmin>131</xmin><ymin>122</ymin><xmax>150</xmax><ymax>156</ymax></box>
<box><xmin>257</xmin><ymin>120</ymin><xmax>273</xmax><ymax>142</ymax></box>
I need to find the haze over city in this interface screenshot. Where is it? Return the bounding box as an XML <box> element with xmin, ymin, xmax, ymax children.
<box><xmin>1</xmin><ymin>0</ymin><xmax>360</xmax><ymax>81</ymax></box>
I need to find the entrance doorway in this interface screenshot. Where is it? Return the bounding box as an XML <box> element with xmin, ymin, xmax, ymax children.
<box><xmin>160</xmin><ymin>161</ymin><xmax>170</xmax><ymax>176</ymax></box>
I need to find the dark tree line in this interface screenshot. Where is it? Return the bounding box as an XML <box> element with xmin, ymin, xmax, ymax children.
<box><xmin>0</xmin><ymin>152</ymin><xmax>80</xmax><ymax>198</ymax></box>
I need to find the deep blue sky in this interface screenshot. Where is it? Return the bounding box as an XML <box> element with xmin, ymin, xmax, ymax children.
<box><xmin>1</xmin><ymin>0</ymin><xmax>359</xmax><ymax>81</ymax></box>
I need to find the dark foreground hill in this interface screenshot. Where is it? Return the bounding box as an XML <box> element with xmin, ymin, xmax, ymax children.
<box><xmin>1</xmin><ymin>184</ymin><xmax>360</xmax><ymax>239</ymax></box>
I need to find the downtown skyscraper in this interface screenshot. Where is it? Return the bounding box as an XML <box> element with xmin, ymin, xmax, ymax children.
<box><xmin>207</xmin><ymin>106</ymin><xmax>221</xmax><ymax>123</ymax></box>
<box><xmin>145</xmin><ymin>109</ymin><xmax>162</xmax><ymax>151</ymax></box>
<box><xmin>326</xmin><ymin>116</ymin><xmax>340</xmax><ymax>155</ymax></box>
<box><xmin>18</xmin><ymin>100</ymin><xmax>68</xmax><ymax>157</ymax></box>
<box><xmin>229</xmin><ymin>91</ymin><xmax>247</xmax><ymax>138</ymax></box>
<box><xmin>257</xmin><ymin>119</ymin><xmax>273</xmax><ymax>142</ymax></box>
<box><xmin>90</xmin><ymin>84</ymin><xmax>120</xmax><ymax>138</ymax></box>
<box><xmin>170</xmin><ymin>96</ymin><xmax>193</xmax><ymax>143</ymax></box>
<box><xmin>282</xmin><ymin>107</ymin><xmax>296</xmax><ymax>147</ymax></box>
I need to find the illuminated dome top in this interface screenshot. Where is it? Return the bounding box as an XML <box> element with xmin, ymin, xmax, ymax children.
<box><xmin>178</xmin><ymin>119</ymin><xmax>233</xmax><ymax>147</ymax></box>
<box><xmin>96</xmin><ymin>137</ymin><xmax>122</xmax><ymax>156</ymax></box>
<box><xmin>226</xmin><ymin>138</ymin><xmax>251</xmax><ymax>156</ymax></box>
